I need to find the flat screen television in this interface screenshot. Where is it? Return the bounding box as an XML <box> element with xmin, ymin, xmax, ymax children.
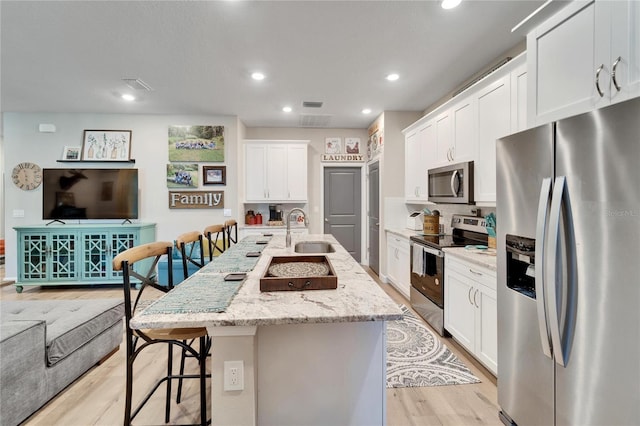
<box><xmin>42</xmin><ymin>168</ymin><xmax>139</xmax><ymax>220</ymax></box>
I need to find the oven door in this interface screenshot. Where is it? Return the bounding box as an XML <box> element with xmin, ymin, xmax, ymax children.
<box><xmin>409</xmin><ymin>242</ymin><xmax>444</xmax><ymax>307</ymax></box>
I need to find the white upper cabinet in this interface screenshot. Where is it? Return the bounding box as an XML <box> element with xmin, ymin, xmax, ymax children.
<box><xmin>476</xmin><ymin>75</ymin><xmax>511</xmax><ymax>203</ymax></box>
<box><xmin>403</xmin><ymin>53</ymin><xmax>526</xmax><ymax>205</ymax></box>
<box><xmin>510</xmin><ymin>62</ymin><xmax>528</xmax><ymax>133</ymax></box>
<box><xmin>527</xmin><ymin>0</ymin><xmax>640</xmax><ymax>126</ymax></box>
<box><xmin>434</xmin><ymin>109</ymin><xmax>453</xmax><ymax>165</ymax></box>
<box><xmin>245</xmin><ymin>140</ymin><xmax>309</xmax><ymax>202</ymax></box>
<box><xmin>286</xmin><ymin>144</ymin><xmax>308</xmax><ymax>201</ymax></box>
<box><xmin>404</xmin><ymin>119</ymin><xmax>435</xmax><ymax>202</ymax></box>
<box><xmin>609</xmin><ymin>0</ymin><xmax>640</xmax><ymax>105</ymax></box>
<box><xmin>451</xmin><ymin>97</ymin><xmax>478</xmax><ymax>164</ymax></box>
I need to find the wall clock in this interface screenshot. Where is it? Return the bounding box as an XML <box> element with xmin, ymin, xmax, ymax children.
<box><xmin>12</xmin><ymin>162</ymin><xmax>43</xmax><ymax>191</ymax></box>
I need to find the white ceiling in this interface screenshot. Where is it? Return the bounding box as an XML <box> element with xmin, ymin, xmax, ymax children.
<box><xmin>1</xmin><ymin>0</ymin><xmax>549</xmax><ymax>129</ymax></box>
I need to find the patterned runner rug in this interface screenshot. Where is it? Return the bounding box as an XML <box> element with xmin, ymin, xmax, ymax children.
<box><xmin>386</xmin><ymin>305</ymin><xmax>481</xmax><ymax>388</ymax></box>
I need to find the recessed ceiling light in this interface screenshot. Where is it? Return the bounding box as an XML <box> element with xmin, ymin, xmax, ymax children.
<box><xmin>251</xmin><ymin>72</ymin><xmax>265</xmax><ymax>81</ymax></box>
<box><xmin>362</xmin><ymin>108</ymin><xmax>372</xmax><ymax>114</ymax></box>
<box><xmin>386</xmin><ymin>73</ymin><xmax>399</xmax><ymax>81</ymax></box>
<box><xmin>282</xmin><ymin>106</ymin><xmax>292</xmax><ymax>113</ymax></box>
<box><xmin>121</xmin><ymin>94</ymin><xmax>136</xmax><ymax>101</ymax></box>
<box><xmin>441</xmin><ymin>0</ymin><xmax>461</xmax><ymax>9</ymax></box>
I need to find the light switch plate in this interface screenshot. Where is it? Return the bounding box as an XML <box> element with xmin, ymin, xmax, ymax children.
<box><xmin>12</xmin><ymin>209</ymin><xmax>25</xmax><ymax>218</ymax></box>
<box><xmin>223</xmin><ymin>208</ymin><xmax>232</xmax><ymax>217</ymax></box>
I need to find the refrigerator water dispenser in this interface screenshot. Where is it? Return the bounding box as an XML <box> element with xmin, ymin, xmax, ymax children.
<box><xmin>505</xmin><ymin>234</ymin><xmax>536</xmax><ymax>299</ymax></box>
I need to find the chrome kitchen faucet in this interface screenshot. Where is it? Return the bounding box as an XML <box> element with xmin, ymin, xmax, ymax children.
<box><xmin>286</xmin><ymin>208</ymin><xmax>308</xmax><ymax>248</ymax></box>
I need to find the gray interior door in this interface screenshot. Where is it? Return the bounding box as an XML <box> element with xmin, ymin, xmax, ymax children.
<box><xmin>368</xmin><ymin>162</ymin><xmax>379</xmax><ymax>274</ymax></box>
<box><xmin>323</xmin><ymin>167</ymin><xmax>361</xmax><ymax>262</ymax></box>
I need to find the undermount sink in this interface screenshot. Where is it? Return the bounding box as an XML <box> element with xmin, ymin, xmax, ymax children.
<box><xmin>294</xmin><ymin>241</ymin><xmax>335</xmax><ymax>254</ymax></box>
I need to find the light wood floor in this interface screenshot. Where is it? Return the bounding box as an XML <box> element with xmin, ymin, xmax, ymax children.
<box><xmin>0</xmin><ymin>267</ymin><xmax>502</xmax><ymax>426</ymax></box>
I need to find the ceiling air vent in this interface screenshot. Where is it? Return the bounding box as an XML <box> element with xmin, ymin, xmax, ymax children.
<box><xmin>299</xmin><ymin>114</ymin><xmax>332</xmax><ymax>128</ymax></box>
<box><xmin>122</xmin><ymin>78</ymin><xmax>153</xmax><ymax>91</ymax></box>
<box><xmin>302</xmin><ymin>101</ymin><xmax>323</xmax><ymax>108</ymax></box>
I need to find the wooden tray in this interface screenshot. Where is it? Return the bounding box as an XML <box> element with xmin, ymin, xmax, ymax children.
<box><xmin>260</xmin><ymin>255</ymin><xmax>337</xmax><ymax>291</ymax></box>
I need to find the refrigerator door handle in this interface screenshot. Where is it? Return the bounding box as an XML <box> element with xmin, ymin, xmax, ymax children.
<box><xmin>546</xmin><ymin>176</ymin><xmax>568</xmax><ymax>367</ymax></box>
<box><xmin>535</xmin><ymin>177</ymin><xmax>553</xmax><ymax>358</ymax></box>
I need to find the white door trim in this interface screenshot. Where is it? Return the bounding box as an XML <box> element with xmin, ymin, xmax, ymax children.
<box><xmin>319</xmin><ymin>162</ymin><xmax>366</xmax><ymax>265</ymax></box>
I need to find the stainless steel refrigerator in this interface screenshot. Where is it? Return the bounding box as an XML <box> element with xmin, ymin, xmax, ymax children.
<box><xmin>496</xmin><ymin>97</ymin><xmax>640</xmax><ymax>426</ymax></box>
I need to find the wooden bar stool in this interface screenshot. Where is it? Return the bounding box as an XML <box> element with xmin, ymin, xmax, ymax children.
<box><xmin>113</xmin><ymin>241</ymin><xmax>209</xmax><ymax>426</ymax></box>
<box><xmin>203</xmin><ymin>224</ymin><xmax>226</xmax><ymax>260</ymax></box>
<box><xmin>175</xmin><ymin>231</ymin><xmax>211</xmax><ymax>404</ymax></box>
<box><xmin>224</xmin><ymin>219</ymin><xmax>238</xmax><ymax>248</ymax></box>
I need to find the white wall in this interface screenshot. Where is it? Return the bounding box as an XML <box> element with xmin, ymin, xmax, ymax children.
<box><xmin>3</xmin><ymin>112</ymin><xmax>239</xmax><ymax>279</ymax></box>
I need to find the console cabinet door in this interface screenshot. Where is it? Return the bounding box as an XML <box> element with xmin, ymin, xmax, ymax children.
<box><xmin>19</xmin><ymin>231</ymin><xmax>78</xmax><ymax>282</ymax></box>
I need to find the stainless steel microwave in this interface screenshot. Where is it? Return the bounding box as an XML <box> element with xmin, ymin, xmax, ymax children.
<box><xmin>427</xmin><ymin>161</ymin><xmax>474</xmax><ymax>204</ymax></box>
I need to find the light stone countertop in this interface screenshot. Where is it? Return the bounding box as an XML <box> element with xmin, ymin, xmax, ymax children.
<box><xmin>443</xmin><ymin>246</ymin><xmax>497</xmax><ymax>272</ymax></box>
<box><xmin>130</xmin><ymin>234</ymin><xmax>403</xmax><ymax>330</ymax></box>
<box><xmin>385</xmin><ymin>228</ymin><xmax>422</xmax><ymax>239</ymax></box>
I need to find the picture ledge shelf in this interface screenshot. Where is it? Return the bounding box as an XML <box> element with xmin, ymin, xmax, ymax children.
<box><xmin>56</xmin><ymin>159</ymin><xmax>136</xmax><ymax>163</ymax></box>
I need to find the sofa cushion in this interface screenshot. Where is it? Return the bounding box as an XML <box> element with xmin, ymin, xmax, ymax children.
<box><xmin>1</xmin><ymin>299</ymin><xmax>123</xmax><ymax>366</ymax></box>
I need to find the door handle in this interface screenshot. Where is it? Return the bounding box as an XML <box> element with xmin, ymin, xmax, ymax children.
<box><xmin>468</xmin><ymin>287</ymin><xmax>474</xmax><ymax>305</ymax></box>
<box><xmin>324</xmin><ymin>218</ymin><xmax>329</xmax><ymax>223</ymax></box>
<box><xmin>612</xmin><ymin>56</ymin><xmax>622</xmax><ymax>92</ymax></box>
<box><xmin>535</xmin><ymin>177</ymin><xmax>553</xmax><ymax>359</ymax></box>
<box><xmin>450</xmin><ymin>170</ymin><xmax>460</xmax><ymax>196</ymax></box>
<box><xmin>547</xmin><ymin>176</ymin><xmax>576</xmax><ymax>367</ymax></box>
<box><xmin>473</xmin><ymin>289</ymin><xmax>479</xmax><ymax>308</ymax></box>
<box><xmin>595</xmin><ymin>64</ymin><xmax>605</xmax><ymax>97</ymax></box>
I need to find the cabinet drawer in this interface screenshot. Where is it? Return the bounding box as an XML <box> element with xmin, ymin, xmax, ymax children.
<box><xmin>446</xmin><ymin>256</ymin><xmax>496</xmax><ymax>290</ymax></box>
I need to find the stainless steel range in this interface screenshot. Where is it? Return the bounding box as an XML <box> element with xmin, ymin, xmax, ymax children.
<box><xmin>409</xmin><ymin>214</ymin><xmax>489</xmax><ymax>336</ymax></box>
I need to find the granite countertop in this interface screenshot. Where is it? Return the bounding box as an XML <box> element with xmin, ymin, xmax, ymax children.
<box><xmin>385</xmin><ymin>228</ymin><xmax>421</xmax><ymax>239</ymax></box>
<box><xmin>443</xmin><ymin>246</ymin><xmax>497</xmax><ymax>272</ymax></box>
<box><xmin>130</xmin><ymin>234</ymin><xmax>403</xmax><ymax>330</ymax></box>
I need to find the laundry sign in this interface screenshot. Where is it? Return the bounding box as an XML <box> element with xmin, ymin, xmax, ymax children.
<box><xmin>168</xmin><ymin>191</ymin><xmax>224</xmax><ymax>209</ymax></box>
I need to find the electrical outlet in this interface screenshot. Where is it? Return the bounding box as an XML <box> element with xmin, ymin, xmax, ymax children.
<box><xmin>224</xmin><ymin>360</ymin><xmax>244</xmax><ymax>391</ymax></box>
<box><xmin>223</xmin><ymin>208</ymin><xmax>232</xmax><ymax>217</ymax></box>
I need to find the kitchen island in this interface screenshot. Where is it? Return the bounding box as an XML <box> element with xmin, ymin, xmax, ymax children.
<box><xmin>131</xmin><ymin>234</ymin><xmax>402</xmax><ymax>426</ymax></box>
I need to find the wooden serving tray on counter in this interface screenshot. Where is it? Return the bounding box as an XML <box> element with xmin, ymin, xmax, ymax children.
<box><xmin>260</xmin><ymin>255</ymin><xmax>337</xmax><ymax>291</ymax></box>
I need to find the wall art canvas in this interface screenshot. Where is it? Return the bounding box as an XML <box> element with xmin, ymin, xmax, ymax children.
<box><xmin>168</xmin><ymin>125</ymin><xmax>225</xmax><ymax>162</ymax></box>
<box><xmin>166</xmin><ymin>163</ymin><xmax>199</xmax><ymax>188</ymax></box>
<box><xmin>82</xmin><ymin>130</ymin><xmax>131</xmax><ymax>161</ymax></box>
<box><xmin>325</xmin><ymin>137</ymin><xmax>342</xmax><ymax>154</ymax></box>
<box><xmin>345</xmin><ymin>138</ymin><xmax>361</xmax><ymax>154</ymax></box>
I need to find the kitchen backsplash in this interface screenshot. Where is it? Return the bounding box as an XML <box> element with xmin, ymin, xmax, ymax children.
<box><xmin>384</xmin><ymin>197</ymin><xmax>496</xmax><ymax>234</ymax></box>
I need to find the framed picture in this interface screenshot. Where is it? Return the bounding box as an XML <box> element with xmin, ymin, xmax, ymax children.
<box><xmin>82</xmin><ymin>130</ymin><xmax>132</xmax><ymax>161</ymax></box>
<box><xmin>62</xmin><ymin>146</ymin><xmax>81</xmax><ymax>161</ymax></box>
<box><xmin>167</xmin><ymin>163</ymin><xmax>198</xmax><ymax>188</ymax></box>
<box><xmin>345</xmin><ymin>138</ymin><xmax>361</xmax><ymax>154</ymax></box>
<box><xmin>169</xmin><ymin>125</ymin><xmax>225</xmax><ymax>162</ymax></box>
<box><xmin>203</xmin><ymin>165</ymin><xmax>226</xmax><ymax>185</ymax></box>
<box><xmin>325</xmin><ymin>137</ymin><xmax>342</xmax><ymax>154</ymax></box>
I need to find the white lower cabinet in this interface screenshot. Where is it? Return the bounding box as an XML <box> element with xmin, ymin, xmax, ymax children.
<box><xmin>444</xmin><ymin>255</ymin><xmax>497</xmax><ymax>375</ymax></box>
<box><xmin>385</xmin><ymin>232</ymin><xmax>410</xmax><ymax>299</ymax></box>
